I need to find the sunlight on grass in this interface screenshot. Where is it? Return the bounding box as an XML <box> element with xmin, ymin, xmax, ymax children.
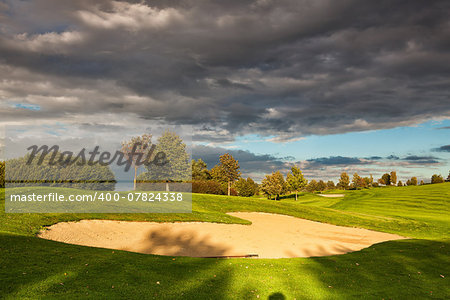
<box><xmin>0</xmin><ymin>183</ymin><xmax>449</xmax><ymax>298</ymax></box>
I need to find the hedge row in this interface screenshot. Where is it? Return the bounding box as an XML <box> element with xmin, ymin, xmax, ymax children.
<box><xmin>192</xmin><ymin>180</ymin><xmax>238</xmax><ymax>195</ymax></box>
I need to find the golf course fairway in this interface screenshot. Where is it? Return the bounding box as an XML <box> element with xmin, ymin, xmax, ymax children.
<box><xmin>1</xmin><ymin>183</ymin><xmax>449</xmax><ymax>299</ymax></box>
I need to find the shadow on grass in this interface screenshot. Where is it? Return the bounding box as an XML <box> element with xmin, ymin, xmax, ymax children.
<box><xmin>293</xmin><ymin>239</ymin><xmax>450</xmax><ymax>299</ymax></box>
<box><xmin>0</xmin><ymin>233</ymin><xmax>449</xmax><ymax>299</ymax></box>
<box><xmin>0</xmin><ymin>232</ymin><xmax>233</xmax><ymax>299</ymax></box>
<box><xmin>129</xmin><ymin>227</ymin><xmax>230</xmax><ymax>257</ymax></box>
<box><xmin>269</xmin><ymin>193</ymin><xmax>301</xmax><ymax>201</ymax></box>
<box><xmin>268</xmin><ymin>292</ymin><xmax>286</xmax><ymax>299</ymax></box>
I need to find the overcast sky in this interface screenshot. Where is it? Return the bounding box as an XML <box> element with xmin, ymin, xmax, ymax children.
<box><xmin>0</xmin><ymin>0</ymin><xmax>449</xmax><ymax>182</ymax></box>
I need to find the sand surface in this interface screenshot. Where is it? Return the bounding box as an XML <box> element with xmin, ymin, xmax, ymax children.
<box><xmin>318</xmin><ymin>194</ymin><xmax>345</xmax><ymax>197</ymax></box>
<box><xmin>38</xmin><ymin>212</ymin><xmax>404</xmax><ymax>258</ymax></box>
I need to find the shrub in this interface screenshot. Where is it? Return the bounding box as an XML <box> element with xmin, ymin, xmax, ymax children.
<box><xmin>229</xmin><ymin>187</ymin><xmax>238</xmax><ymax>196</ymax></box>
<box><xmin>431</xmin><ymin>174</ymin><xmax>444</xmax><ymax>184</ymax></box>
<box><xmin>192</xmin><ymin>180</ymin><xmax>225</xmax><ymax>195</ymax></box>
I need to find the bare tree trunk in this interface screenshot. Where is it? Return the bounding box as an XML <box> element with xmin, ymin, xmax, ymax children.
<box><xmin>227</xmin><ymin>181</ymin><xmax>231</xmax><ymax>196</ymax></box>
<box><xmin>133</xmin><ymin>166</ymin><xmax>137</xmax><ymax>190</ymax></box>
<box><xmin>166</xmin><ymin>181</ymin><xmax>170</xmax><ymax>191</ymax></box>
<box><xmin>295</xmin><ymin>191</ymin><xmax>298</xmax><ymax>201</ymax></box>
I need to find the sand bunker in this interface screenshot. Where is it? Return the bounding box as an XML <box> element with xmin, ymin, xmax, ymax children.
<box><xmin>318</xmin><ymin>194</ymin><xmax>345</xmax><ymax>197</ymax></box>
<box><xmin>38</xmin><ymin>212</ymin><xmax>404</xmax><ymax>258</ymax></box>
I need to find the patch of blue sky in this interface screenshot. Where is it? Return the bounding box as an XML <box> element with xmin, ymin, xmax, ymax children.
<box><xmin>44</xmin><ymin>130</ymin><xmax>61</xmax><ymax>136</ymax></box>
<box><xmin>233</xmin><ymin>119</ymin><xmax>450</xmax><ymax>161</ymax></box>
<box><xmin>13</xmin><ymin>103</ymin><xmax>41</xmax><ymax>111</ymax></box>
<box><xmin>42</xmin><ymin>123</ymin><xmax>68</xmax><ymax>131</ymax></box>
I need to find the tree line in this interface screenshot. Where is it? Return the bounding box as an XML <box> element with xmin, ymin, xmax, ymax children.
<box><xmin>1</xmin><ymin>131</ymin><xmax>449</xmax><ymax>195</ymax></box>
<box><xmin>191</xmin><ymin>154</ymin><xmax>257</xmax><ymax>196</ymax></box>
<box><xmin>191</xmin><ymin>152</ymin><xmax>450</xmax><ymax>199</ymax></box>
<box><xmin>0</xmin><ymin>153</ymin><xmax>115</xmax><ymax>190</ymax></box>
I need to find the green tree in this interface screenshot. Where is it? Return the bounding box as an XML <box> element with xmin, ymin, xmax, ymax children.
<box><xmin>326</xmin><ymin>180</ymin><xmax>335</xmax><ymax>190</ymax></box>
<box><xmin>390</xmin><ymin>171</ymin><xmax>397</xmax><ymax>186</ymax></box>
<box><xmin>410</xmin><ymin>177</ymin><xmax>418</xmax><ymax>186</ymax></box>
<box><xmin>249</xmin><ymin>177</ymin><xmax>259</xmax><ymax>194</ymax></box>
<box><xmin>381</xmin><ymin>173</ymin><xmax>391</xmax><ymax>186</ymax></box>
<box><xmin>431</xmin><ymin>174</ymin><xmax>444</xmax><ymax>184</ymax></box>
<box><xmin>261</xmin><ymin>173</ymin><xmax>277</xmax><ymax>200</ymax></box>
<box><xmin>210</xmin><ymin>164</ymin><xmax>226</xmax><ymax>182</ymax></box>
<box><xmin>420</xmin><ymin>180</ymin><xmax>425</xmax><ymax>185</ymax></box>
<box><xmin>156</xmin><ymin>131</ymin><xmax>190</xmax><ymax>180</ymax></box>
<box><xmin>286</xmin><ymin>166</ymin><xmax>307</xmax><ymax>200</ymax></box>
<box><xmin>261</xmin><ymin>171</ymin><xmax>286</xmax><ymax>200</ymax></box>
<box><xmin>398</xmin><ymin>180</ymin><xmax>403</xmax><ymax>187</ymax></box>
<box><xmin>191</xmin><ymin>159</ymin><xmax>211</xmax><ymax>181</ymax></box>
<box><xmin>352</xmin><ymin>172</ymin><xmax>362</xmax><ymax>189</ymax></box>
<box><xmin>213</xmin><ymin>153</ymin><xmax>241</xmax><ymax>196</ymax></box>
<box><xmin>121</xmin><ymin>134</ymin><xmax>153</xmax><ymax>190</ymax></box>
<box><xmin>337</xmin><ymin>172</ymin><xmax>350</xmax><ymax>190</ymax></box>
<box><xmin>362</xmin><ymin>177</ymin><xmax>371</xmax><ymax>188</ymax></box>
<box><xmin>317</xmin><ymin>180</ymin><xmax>326</xmax><ymax>191</ymax></box>
<box><xmin>140</xmin><ymin>131</ymin><xmax>190</xmax><ymax>191</ymax></box>
<box><xmin>306</xmin><ymin>179</ymin><xmax>318</xmax><ymax>192</ymax></box>
<box><xmin>234</xmin><ymin>177</ymin><xmax>257</xmax><ymax>197</ymax></box>
<box><xmin>273</xmin><ymin>171</ymin><xmax>288</xmax><ymax>197</ymax></box>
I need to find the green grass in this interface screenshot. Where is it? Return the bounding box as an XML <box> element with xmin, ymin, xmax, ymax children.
<box><xmin>1</xmin><ymin>183</ymin><xmax>449</xmax><ymax>299</ymax></box>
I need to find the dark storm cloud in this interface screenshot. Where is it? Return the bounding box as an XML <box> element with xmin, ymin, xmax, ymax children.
<box><xmin>192</xmin><ymin>144</ymin><xmax>290</xmax><ymax>175</ymax></box>
<box><xmin>367</xmin><ymin>156</ymin><xmax>383</xmax><ymax>160</ymax></box>
<box><xmin>369</xmin><ymin>154</ymin><xmax>441</xmax><ymax>164</ymax></box>
<box><xmin>393</xmin><ymin>155</ymin><xmax>441</xmax><ymax>165</ymax></box>
<box><xmin>306</xmin><ymin>154</ymin><xmax>442</xmax><ymax>168</ymax></box>
<box><xmin>190</xmin><ymin>146</ymin><xmax>443</xmax><ymax>181</ymax></box>
<box><xmin>387</xmin><ymin>155</ymin><xmax>400</xmax><ymax>160</ymax></box>
<box><xmin>307</xmin><ymin>156</ymin><xmax>370</xmax><ymax>166</ymax></box>
<box><xmin>431</xmin><ymin>145</ymin><xmax>450</xmax><ymax>152</ymax></box>
<box><xmin>404</xmin><ymin>158</ymin><xmax>441</xmax><ymax>164</ymax></box>
<box><xmin>0</xmin><ymin>0</ymin><xmax>450</xmax><ymax>140</ymax></box>
<box><xmin>403</xmin><ymin>155</ymin><xmax>439</xmax><ymax>161</ymax></box>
